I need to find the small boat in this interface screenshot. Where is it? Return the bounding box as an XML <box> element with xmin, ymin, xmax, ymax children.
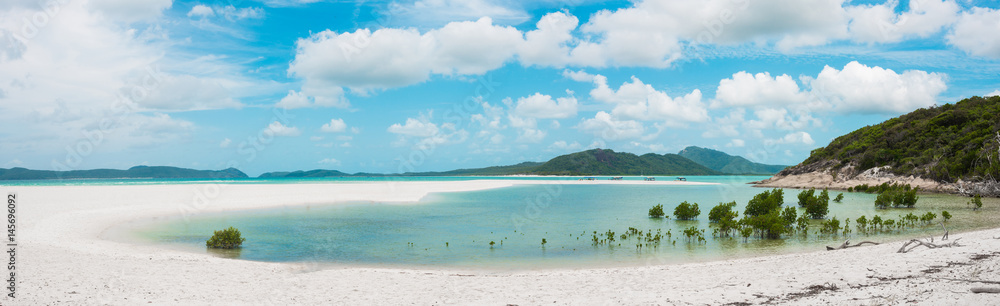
<box><xmin>610</xmin><ymin>176</ymin><xmax>623</xmax><ymax>180</ymax></box>
<box><xmin>676</xmin><ymin>177</ymin><xmax>687</xmax><ymax>181</ymax></box>
<box><xmin>644</xmin><ymin>177</ymin><xmax>655</xmax><ymax>181</ymax></box>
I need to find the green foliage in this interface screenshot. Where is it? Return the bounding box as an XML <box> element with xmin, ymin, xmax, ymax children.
<box><xmin>796</xmin><ymin>188</ymin><xmax>829</xmax><ymax>219</ymax></box>
<box><xmin>673</xmin><ymin>201</ymin><xmax>701</xmax><ymax>220</ymax></box>
<box><xmin>833</xmin><ymin>193</ymin><xmax>844</xmax><ymax>203</ymax></box>
<box><xmin>802</xmin><ymin>96</ymin><xmax>1000</xmax><ymax>183</ymax></box>
<box><xmin>682</xmin><ymin>226</ymin><xmax>705</xmax><ymax>243</ymax></box>
<box><xmin>489</xmin><ymin>241</ymin><xmax>496</xmax><ymax>248</ymax></box>
<box><xmin>941</xmin><ymin>210</ymin><xmax>952</xmax><ymax>221</ymax></box>
<box><xmin>648</xmin><ymin>204</ymin><xmax>665</xmax><ymax>218</ymax></box>
<box><xmin>819</xmin><ymin>217</ymin><xmax>841</xmax><ymax>235</ymax></box>
<box><xmin>920</xmin><ymin>212</ymin><xmax>937</xmax><ymax>224</ymax></box>
<box><xmin>745</xmin><ymin>188</ymin><xmax>784</xmax><ymax>217</ymax></box>
<box><xmin>541</xmin><ymin>238</ymin><xmax>547</xmax><ymax>246</ymax></box>
<box><xmin>873</xmin><ymin>185</ymin><xmax>919</xmax><ymax>209</ymax></box>
<box><xmin>206</xmin><ymin>226</ymin><xmax>246</xmax><ymax>249</ymax></box>
<box><xmin>780</xmin><ymin>206</ymin><xmax>798</xmax><ymax>228</ymax></box>
<box><xmin>708</xmin><ymin>202</ymin><xmax>738</xmax><ymax>223</ymax></box>
<box><xmin>970</xmin><ymin>194</ymin><xmax>983</xmax><ymax>210</ymax></box>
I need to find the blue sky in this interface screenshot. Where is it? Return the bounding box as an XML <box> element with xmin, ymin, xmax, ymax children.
<box><xmin>0</xmin><ymin>0</ymin><xmax>999</xmax><ymax>176</ymax></box>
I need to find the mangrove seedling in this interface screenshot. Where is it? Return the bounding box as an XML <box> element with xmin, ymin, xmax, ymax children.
<box><xmin>648</xmin><ymin>204</ymin><xmax>665</xmax><ymax>218</ymax></box>
<box><xmin>206</xmin><ymin>226</ymin><xmax>245</xmax><ymax>249</ymax></box>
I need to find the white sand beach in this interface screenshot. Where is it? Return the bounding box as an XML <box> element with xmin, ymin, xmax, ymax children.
<box><xmin>10</xmin><ymin>180</ymin><xmax>1000</xmax><ymax>305</ymax></box>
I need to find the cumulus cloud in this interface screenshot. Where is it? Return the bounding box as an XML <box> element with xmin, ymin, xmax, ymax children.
<box><xmin>287</xmin><ymin>17</ymin><xmax>521</xmax><ymax>92</ymax></box>
<box><xmin>266</xmin><ymin>121</ymin><xmax>301</xmax><ymax>137</ymax></box>
<box><xmin>188</xmin><ymin>5</ymin><xmax>214</xmax><ymax>18</ymax></box>
<box><xmin>388</xmin><ymin>0</ymin><xmax>530</xmax><ymax>28</ymax></box>
<box><xmin>318</xmin><ymin>158</ymin><xmax>341</xmax><ymax>166</ymax></box>
<box><xmin>219</xmin><ymin>138</ymin><xmax>232</xmax><ymax>148</ymax></box>
<box><xmin>590</xmin><ymin>75</ymin><xmax>709</xmax><ymax>124</ymax></box>
<box><xmin>713</xmin><ymin>72</ymin><xmax>807</xmax><ymax>108</ymax></box>
<box><xmin>548</xmin><ymin>140</ymin><xmax>582</xmax><ymax>151</ymax></box>
<box><xmin>562</xmin><ymin>69</ymin><xmax>596</xmax><ymax>82</ymax></box>
<box><xmin>847</xmin><ymin>0</ymin><xmax>959</xmax><ymax>43</ymax></box>
<box><xmin>765</xmin><ymin>131</ymin><xmax>816</xmax><ymax>146</ymax></box>
<box><xmin>511</xmin><ymin>92</ymin><xmax>578</xmax><ymax>119</ymax></box>
<box><xmin>808</xmin><ymin>61</ymin><xmax>947</xmax><ymax>114</ymax></box>
<box><xmin>388</xmin><ymin>117</ymin><xmax>440</xmax><ymax>137</ymax></box>
<box><xmin>137</xmin><ymin>74</ymin><xmax>242</xmax><ymax>111</ymax></box>
<box><xmin>577</xmin><ymin>111</ymin><xmax>646</xmax><ymax>141</ymax></box>
<box><xmin>518</xmin><ymin>12</ymin><xmax>579</xmax><ymax>67</ymax></box>
<box><xmin>320</xmin><ymin>118</ymin><xmax>347</xmax><ymax>133</ymax></box>
<box><xmin>947</xmin><ymin>7</ymin><xmax>1000</xmax><ymax>58</ymax></box>
<box><xmin>987</xmin><ymin>90</ymin><xmax>1000</xmax><ymax>97</ymax></box>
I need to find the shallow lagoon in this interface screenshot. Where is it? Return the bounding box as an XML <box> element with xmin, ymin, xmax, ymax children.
<box><xmin>120</xmin><ymin>176</ymin><xmax>998</xmax><ymax>269</ymax></box>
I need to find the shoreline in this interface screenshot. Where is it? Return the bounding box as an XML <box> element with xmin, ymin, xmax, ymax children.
<box><xmin>13</xmin><ymin>180</ymin><xmax>1000</xmax><ymax>304</ymax></box>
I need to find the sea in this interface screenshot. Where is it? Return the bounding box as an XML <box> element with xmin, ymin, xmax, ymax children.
<box><xmin>10</xmin><ymin>176</ymin><xmax>993</xmax><ymax>269</ymax></box>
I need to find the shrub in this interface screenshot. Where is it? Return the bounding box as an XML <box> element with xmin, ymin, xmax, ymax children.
<box><xmin>797</xmin><ymin>189</ymin><xmax>816</xmax><ymax>207</ymax></box>
<box><xmin>206</xmin><ymin>226</ymin><xmax>246</xmax><ymax>249</ymax></box>
<box><xmin>970</xmin><ymin>194</ymin><xmax>983</xmax><ymax>210</ymax></box>
<box><xmin>833</xmin><ymin>193</ymin><xmax>844</xmax><ymax>203</ymax></box>
<box><xmin>941</xmin><ymin>210</ymin><xmax>952</xmax><ymax>221</ymax></box>
<box><xmin>648</xmin><ymin>204</ymin><xmax>665</xmax><ymax>218</ymax></box>
<box><xmin>708</xmin><ymin>202</ymin><xmax>738</xmax><ymax>223</ymax></box>
<box><xmin>745</xmin><ymin>188</ymin><xmax>784</xmax><ymax>217</ymax></box>
<box><xmin>797</xmin><ymin>188</ymin><xmax>829</xmax><ymax>219</ymax></box>
<box><xmin>920</xmin><ymin>212</ymin><xmax>937</xmax><ymax>224</ymax></box>
<box><xmin>780</xmin><ymin>206</ymin><xmax>797</xmax><ymax>228</ymax></box>
<box><xmin>673</xmin><ymin>201</ymin><xmax>701</xmax><ymax>220</ymax></box>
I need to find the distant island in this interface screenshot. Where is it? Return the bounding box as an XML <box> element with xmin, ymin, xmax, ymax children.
<box><xmin>757</xmin><ymin>95</ymin><xmax>1000</xmax><ymax>197</ymax></box>
<box><xmin>0</xmin><ymin>166</ymin><xmax>248</xmax><ymax>180</ymax></box>
<box><xmin>260</xmin><ymin>147</ymin><xmax>785</xmax><ymax>178</ymax></box>
<box><xmin>1</xmin><ymin>147</ymin><xmax>786</xmax><ymax>181</ymax></box>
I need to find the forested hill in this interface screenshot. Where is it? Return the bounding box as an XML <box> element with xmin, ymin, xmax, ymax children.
<box><xmin>775</xmin><ymin>95</ymin><xmax>1000</xmax><ymax>192</ymax></box>
<box><xmin>530</xmin><ymin>149</ymin><xmax>720</xmax><ymax>176</ymax></box>
<box><xmin>678</xmin><ymin>146</ymin><xmax>788</xmax><ymax>174</ymax></box>
<box><xmin>0</xmin><ymin>166</ymin><xmax>248</xmax><ymax>180</ymax></box>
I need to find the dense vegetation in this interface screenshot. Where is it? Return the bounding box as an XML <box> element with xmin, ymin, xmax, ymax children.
<box><xmin>0</xmin><ymin>166</ymin><xmax>247</xmax><ymax>180</ymax></box>
<box><xmin>206</xmin><ymin>226</ymin><xmax>246</xmax><ymax>249</ymax></box>
<box><xmin>797</xmin><ymin>189</ymin><xmax>830</xmax><ymax>219</ymax></box>
<box><xmin>801</xmin><ymin>95</ymin><xmax>1000</xmax><ymax>183</ymax></box>
<box><xmin>677</xmin><ymin>146</ymin><xmax>788</xmax><ymax>174</ymax></box>
<box><xmin>530</xmin><ymin>149</ymin><xmax>719</xmax><ymax>176</ymax></box>
<box><xmin>673</xmin><ymin>201</ymin><xmax>701</xmax><ymax>220</ymax></box>
<box><xmin>648</xmin><ymin>204</ymin><xmax>665</xmax><ymax>218</ymax></box>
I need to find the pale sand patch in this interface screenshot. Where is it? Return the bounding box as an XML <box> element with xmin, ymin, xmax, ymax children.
<box><xmin>8</xmin><ymin>180</ymin><xmax>1000</xmax><ymax>305</ymax></box>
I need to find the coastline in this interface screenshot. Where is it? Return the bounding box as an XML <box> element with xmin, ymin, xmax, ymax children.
<box><xmin>13</xmin><ymin>180</ymin><xmax>1000</xmax><ymax>304</ymax></box>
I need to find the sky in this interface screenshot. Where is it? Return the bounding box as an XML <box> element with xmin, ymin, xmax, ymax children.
<box><xmin>0</xmin><ymin>0</ymin><xmax>999</xmax><ymax>176</ymax></box>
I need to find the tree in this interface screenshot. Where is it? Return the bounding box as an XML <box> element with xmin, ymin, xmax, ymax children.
<box><xmin>941</xmin><ymin>210</ymin><xmax>952</xmax><ymax>221</ymax></box>
<box><xmin>206</xmin><ymin>226</ymin><xmax>246</xmax><ymax>249</ymax></box>
<box><xmin>709</xmin><ymin>202</ymin><xmax>738</xmax><ymax>223</ymax></box>
<box><xmin>745</xmin><ymin>188</ymin><xmax>784</xmax><ymax>217</ymax></box>
<box><xmin>648</xmin><ymin>204</ymin><xmax>665</xmax><ymax>218</ymax></box>
<box><xmin>805</xmin><ymin>192</ymin><xmax>829</xmax><ymax>219</ymax></box>
<box><xmin>797</xmin><ymin>189</ymin><xmax>816</xmax><ymax>207</ymax></box>
<box><xmin>674</xmin><ymin>201</ymin><xmax>701</xmax><ymax>220</ymax></box>
<box><xmin>780</xmin><ymin>206</ymin><xmax>797</xmax><ymax>229</ymax></box>
<box><xmin>833</xmin><ymin>193</ymin><xmax>844</xmax><ymax>203</ymax></box>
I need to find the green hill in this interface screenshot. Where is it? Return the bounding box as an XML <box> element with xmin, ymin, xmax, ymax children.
<box><xmin>530</xmin><ymin>149</ymin><xmax>720</xmax><ymax>176</ymax></box>
<box><xmin>797</xmin><ymin>95</ymin><xmax>1000</xmax><ymax>182</ymax></box>
<box><xmin>0</xmin><ymin>166</ymin><xmax>248</xmax><ymax>180</ymax></box>
<box><xmin>678</xmin><ymin>146</ymin><xmax>787</xmax><ymax>174</ymax></box>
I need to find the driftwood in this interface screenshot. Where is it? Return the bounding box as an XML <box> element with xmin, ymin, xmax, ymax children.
<box><xmin>826</xmin><ymin>240</ymin><xmax>880</xmax><ymax>251</ymax></box>
<box><xmin>939</xmin><ymin>222</ymin><xmax>949</xmax><ymax>241</ymax></box>
<box><xmin>971</xmin><ymin>287</ymin><xmax>1000</xmax><ymax>294</ymax></box>
<box><xmin>933</xmin><ymin>277</ymin><xmax>1000</xmax><ymax>285</ymax></box>
<box><xmin>897</xmin><ymin>238</ymin><xmax>962</xmax><ymax>253</ymax></box>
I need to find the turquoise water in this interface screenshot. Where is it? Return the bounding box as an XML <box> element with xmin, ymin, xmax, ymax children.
<box><xmin>0</xmin><ymin>175</ymin><xmax>660</xmax><ymax>186</ymax></box>
<box><xmin>120</xmin><ymin>176</ymin><xmax>999</xmax><ymax>269</ymax></box>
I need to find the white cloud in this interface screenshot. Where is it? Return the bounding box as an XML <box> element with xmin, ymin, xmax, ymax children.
<box><xmin>562</xmin><ymin>69</ymin><xmax>596</xmax><ymax>83</ymax></box>
<box><xmin>987</xmin><ymin>90</ymin><xmax>1000</xmax><ymax>97</ymax></box>
<box><xmin>219</xmin><ymin>138</ymin><xmax>232</xmax><ymax>148</ymax></box>
<box><xmin>388</xmin><ymin>117</ymin><xmax>439</xmax><ymax>137</ymax></box>
<box><xmin>320</xmin><ymin>118</ymin><xmax>347</xmax><ymax>133</ymax></box>
<box><xmin>512</xmin><ymin>92</ymin><xmax>578</xmax><ymax>119</ymax></box>
<box><xmin>577</xmin><ymin>111</ymin><xmax>645</xmax><ymax>141</ymax></box>
<box><xmin>517</xmin><ymin>128</ymin><xmax>546</xmax><ymax>143</ymax></box>
<box><xmin>765</xmin><ymin>131</ymin><xmax>815</xmax><ymax>146</ymax></box>
<box><xmin>216</xmin><ymin>5</ymin><xmax>264</xmax><ymax>21</ymax></box>
<box><xmin>187</xmin><ymin>5</ymin><xmax>214</xmax><ymax>18</ymax></box>
<box><xmin>590</xmin><ymin>75</ymin><xmax>709</xmax><ymax>124</ymax></box>
<box><xmin>518</xmin><ymin>12</ymin><xmax>579</xmax><ymax>67</ymax></box>
<box><xmin>713</xmin><ymin>71</ymin><xmax>807</xmax><ymax>108</ymax></box>
<box><xmin>727</xmin><ymin>139</ymin><xmax>745</xmax><ymax>148</ymax></box>
<box><xmin>745</xmin><ymin>108</ymin><xmax>820</xmax><ymax>131</ymax></box>
<box><xmin>287</xmin><ymin>17</ymin><xmax>521</xmax><ymax>91</ymax></box>
<box><xmin>808</xmin><ymin>61</ymin><xmax>947</xmax><ymax>114</ymax></box>
<box><xmin>318</xmin><ymin>158</ymin><xmax>341</xmax><ymax>166</ymax></box>
<box><xmin>848</xmin><ymin>0</ymin><xmax>959</xmax><ymax>43</ymax></box>
<box><xmin>388</xmin><ymin>0</ymin><xmax>530</xmax><ymax>28</ymax></box>
<box><xmin>275</xmin><ymin>86</ymin><xmax>348</xmax><ymax>109</ymax></box>
<box><xmin>137</xmin><ymin>74</ymin><xmax>242</xmax><ymax>111</ymax></box>
<box><xmin>947</xmin><ymin>7</ymin><xmax>1000</xmax><ymax>58</ymax></box>
<box><xmin>87</xmin><ymin>0</ymin><xmax>173</xmax><ymax>24</ymax></box>
<box><xmin>548</xmin><ymin>140</ymin><xmax>582</xmax><ymax>151</ymax></box>
<box><xmin>266</xmin><ymin>121</ymin><xmax>301</xmax><ymax>137</ymax></box>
